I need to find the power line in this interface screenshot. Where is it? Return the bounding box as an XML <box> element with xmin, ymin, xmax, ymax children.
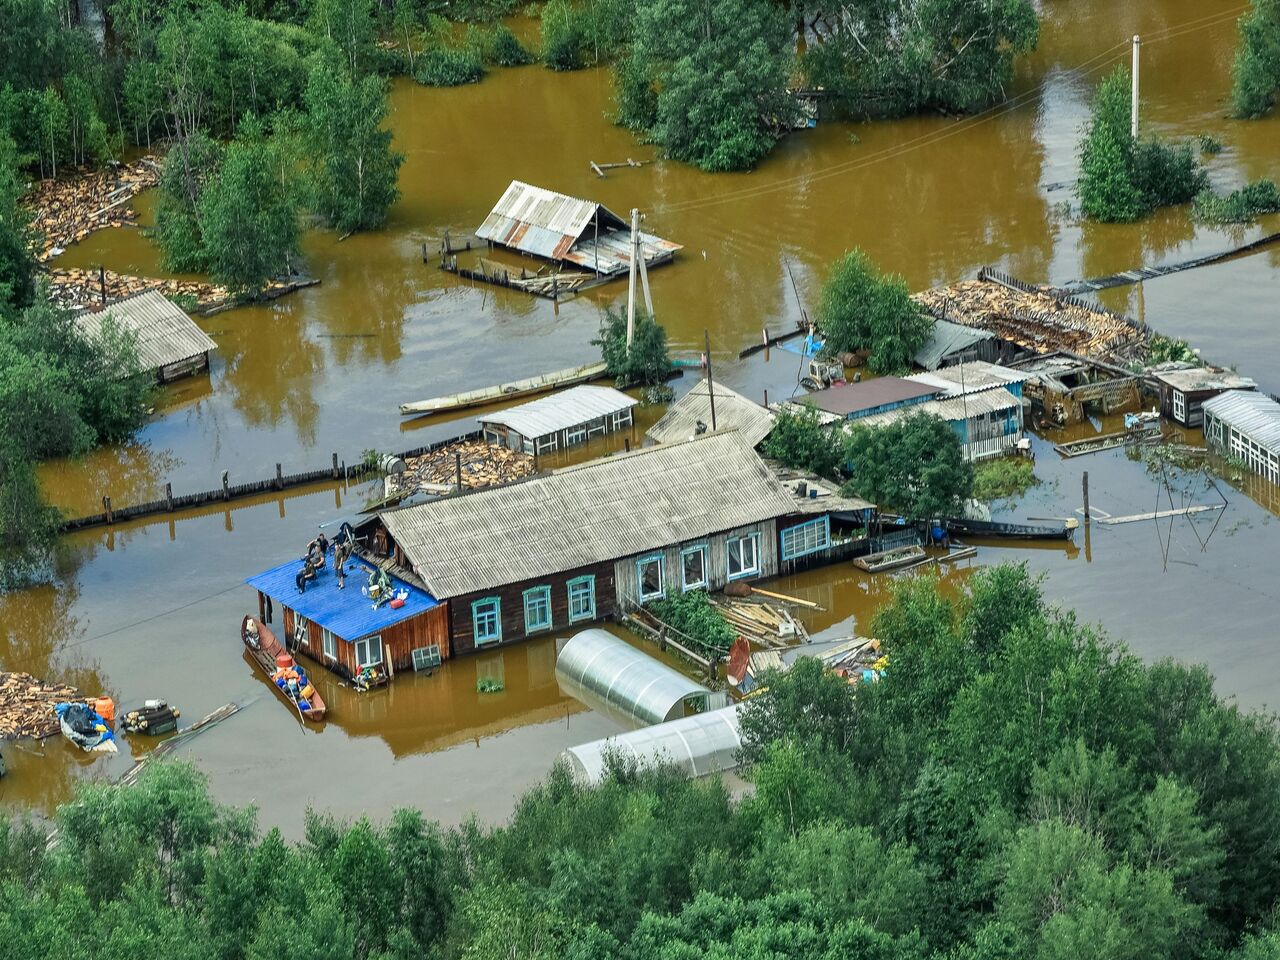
<box><xmin>64</xmin><ymin>581</ymin><xmax>246</xmax><ymax>650</ymax></box>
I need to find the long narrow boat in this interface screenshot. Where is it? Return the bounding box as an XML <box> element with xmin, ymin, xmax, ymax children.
<box><xmin>853</xmin><ymin>544</ymin><xmax>927</xmax><ymax>573</ymax></box>
<box><xmin>399</xmin><ymin>361</ymin><xmax>609</xmax><ymax>416</ymax></box>
<box><xmin>241</xmin><ymin>615</ymin><xmax>326</xmax><ymax>722</ymax></box>
<box><xmin>943</xmin><ymin>517</ymin><xmax>1077</xmax><ymax>540</ymax></box>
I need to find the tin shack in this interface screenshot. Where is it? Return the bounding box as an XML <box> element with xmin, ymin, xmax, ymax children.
<box><xmin>479</xmin><ymin>384</ymin><xmax>638</xmax><ymax>455</ymax></box>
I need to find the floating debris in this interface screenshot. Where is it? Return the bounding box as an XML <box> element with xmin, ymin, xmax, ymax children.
<box><xmin>0</xmin><ymin>672</ymin><xmax>85</xmax><ymax>740</ymax></box>
<box><xmin>25</xmin><ymin>157</ymin><xmax>161</xmax><ymax>262</ymax></box>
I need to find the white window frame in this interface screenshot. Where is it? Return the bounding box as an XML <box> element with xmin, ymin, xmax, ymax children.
<box><xmin>680</xmin><ymin>545</ymin><xmax>708</xmax><ymax>591</ymax></box>
<box><xmin>483</xmin><ymin>428</ymin><xmax>504</xmax><ymax>446</ymax></box>
<box><xmin>322</xmin><ymin>628</ymin><xmax>337</xmax><ymax>661</ymax></box>
<box><xmin>611</xmin><ymin>409</ymin><xmax>633</xmax><ymax>430</ymax></box>
<box><xmin>586</xmin><ymin>417</ymin><xmax>608</xmax><ymax>437</ymax></box>
<box><xmin>536</xmin><ymin>434</ymin><xmax>558</xmax><ymax>454</ymax></box>
<box><xmin>636</xmin><ymin>554</ymin><xmax>665</xmax><ymax>601</ymax></box>
<box><xmin>1172</xmin><ymin>390</ymin><xmax>1186</xmax><ymax>423</ymax></box>
<box><xmin>566</xmin><ymin>424</ymin><xmax>587</xmax><ymax>445</ymax></box>
<box><xmin>726</xmin><ymin>533</ymin><xmax>760</xmax><ymax>581</ymax></box>
<box><xmin>355</xmin><ymin>634</ymin><xmax>383</xmax><ymax>670</ymax></box>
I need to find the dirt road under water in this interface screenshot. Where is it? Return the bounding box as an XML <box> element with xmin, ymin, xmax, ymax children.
<box><xmin>3</xmin><ymin>0</ymin><xmax>1279</xmax><ymax>832</ymax></box>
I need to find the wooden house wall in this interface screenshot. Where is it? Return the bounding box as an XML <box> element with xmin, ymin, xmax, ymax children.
<box><xmin>157</xmin><ymin>352</ymin><xmax>210</xmax><ymax>384</ymax></box>
<box><xmin>280</xmin><ymin>602</ymin><xmax>450</xmax><ymax>680</ymax></box>
<box><xmin>448</xmin><ymin>560</ymin><xmax>617</xmax><ymax>658</ymax></box>
<box><xmin>480</xmin><ymin>411</ymin><xmax>634</xmax><ymax>455</ymax></box>
<box><xmin>612</xmin><ymin>520</ymin><xmax>779</xmax><ymax>607</ymax></box>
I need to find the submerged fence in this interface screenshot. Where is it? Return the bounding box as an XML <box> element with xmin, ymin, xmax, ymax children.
<box><xmin>59</xmin><ymin>430</ymin><xmax>484</xmax><ymax>533</ymax></box>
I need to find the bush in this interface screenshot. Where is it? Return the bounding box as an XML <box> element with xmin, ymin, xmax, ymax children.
<box><xmin>1134</xmin><ymin>137</ymin><xmax>1207</xmax><ymax>209</ymax></box>
<box><xmin>816</xmin><ymin>249</ymin><xmax>934</xmax><ymax>375</ymax></box>
<box><xmin>1231</xmin><ymin>0</ymin><xmax>1280</xmax><ymax>118</ymax></box>
<box><xmin>414</xmin><ymin>47</ymin><xmax>486</xmax><ymax>86</ymax></box>
<box><xmin>592</xmin><ymin>306</ymin><xmax>670</xmax><ymax>387</ymax></box>
<box><xmin>972</xmin><ymin>458</ymin><xmax>1038</xmax><ymax>501</ymax></box>
<box><xmin>647</xmin><ymin>589</ymin><xmax>736</xmax><ymax>657</ymax></box>
<box><xmin>477</xmin><ymin>24</ymin><xmax>533</xmax><ymax>66</ymax></box>
<box><xmin>1192</xmin><ymin>179</ymin><xmax>1280</xmax><ymax>224</ymax></box>
<box><xmin>761</xmin><ymin>404</ymin><xmax>846</xmax><ymax>480</ymax></box>
<box><xmin>540</xmin><ymin>0</ymin><xmax>587</xmax><ymax>70</ymax></box>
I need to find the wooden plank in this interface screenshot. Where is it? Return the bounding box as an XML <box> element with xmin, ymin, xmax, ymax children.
<box><xmin>749</xmin><ymin>587</ymin><xmax>821</xmax><ymax>609</ymax></box>
<box><xmin>1097</xmin><ymin>504</ymin><xmax>1224</xmax><ymax>525</ymax></box>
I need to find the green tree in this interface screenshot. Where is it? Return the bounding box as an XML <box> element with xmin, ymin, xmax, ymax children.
<box><xmin>816</xmin><ymin>249</ymin><xmax>934</xmax><ymax>374</ymax></box>
<box><xmin>154</xmin><ymin>130</ymin><xmax>222</xmax><ymax>273</ymax></box>
<box><xmin>761</xmin><ymin>403</ymin><xmax>846</xmax><ymax>479</ymax></box>
<box><xmin>1231</xmin><ymin>0</ymin><xmax>1280</xmax><ymax>118</ymax></box>
<box><xmin>197</xmin><ymin>122</ymin><xmax>300</xmax><ymax>296</ymax></box>
<box><xmin>593</xmin><ymin>306</ymin><xmax>670</xmax><ymax>386</ymax></box>
<box><xmin>307</xmin><ymin>0</ymin><xmax>378</xmax><ymax>77</ymax></box>
<box><xmin>0</xmin><ymin>137</ymin><xmax>35</xmax><ymax>317</ymax></box>
<box><xmin>843</xmin><ymin>413</ymin><xmax>973</xmax><ymax>518</ymax></box>
<box><xmin>304</xmin><ymin>62</ymin><xmax>403</xmax><ymax>233</ymax></box>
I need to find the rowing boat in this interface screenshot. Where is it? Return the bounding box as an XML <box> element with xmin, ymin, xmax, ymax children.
<box><xmin>943</xmin><ymin>517</ymin><xmax>1077</xmax><ymax>540</ymax></box>
<box><xmin>399</xmin><ymin>361</ymin><xmax>609</xmax><ymax>416</ymax></box>
<box><xmin>853</xmin><ymin>544</ymin><xmax>926</xmax><ymax>573</ymax></box>
<box><xmin>241</xmin><ymin>615</ymin><xmax>326</xmax><ymax>722</ymax></box>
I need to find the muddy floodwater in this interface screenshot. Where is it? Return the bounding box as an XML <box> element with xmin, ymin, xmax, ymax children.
<box><xmin>3</xmin><ymin>0</ymin><xmax>1279</xmax><ymax>832</ymax></box>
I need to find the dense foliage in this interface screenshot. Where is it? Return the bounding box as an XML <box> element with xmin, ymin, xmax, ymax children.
<box><xmin>540</xmin><ymin>0</ymin><xmax>630</xmax><ymax>71</ymax></box>
<box><xmin>1231</xmin><ymin>0</ymin><xmax>1280</xmax><ymax>118</ymax></box>
<box><xmin>844</xmin><ymin>413</ymin><xmax>973</xmax><ymax>517</ymax></box>
<box><xmin>1147</xmin><ymin>332</ymin><xmax>1198</xmax><ymax>365</ymax></box>
<box><xmin>646</xmin><ymin>588</ymin><xmax>736</xmax><ymax>657</ymax></box>
<box><xmin>593</xmin><ymin>306</ymin><xmax>671</xmax><ymax>386</ymax></box>
<box><xmin>816</xmin><ymin>249</ymin><xmax>934</xmax><ymax>374</ymax></box>
<box><xmin>8</xmin><ymin>566</ymin><xmax>1280</xmax><ymax>958</ymax></box>
<box><xmin>1192</xmin><ymin>179</ymin><xmax>1280</xmax><ymax>224</ymax></box>
<box><xmin>800</xmin><ymin>0</ymin><xmax>1039</xmax><ymax>119</ymax></box>
<box><xmin>761</xmin><ymin>402</ymin><xmax>847</xmax><ymax>480</ymax></box>
<box><xmin>972</xmin><ymin>456</ymin><xmax>1038</xmax><ymax>501</ymax></box>
<box><xmin>1078</xmin><ymin>68</ymin><xmax>1207</xmax><ymax>222</ymax></box>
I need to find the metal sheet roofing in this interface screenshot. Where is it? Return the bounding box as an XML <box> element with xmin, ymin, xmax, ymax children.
<box><xmin>1150</xmin><ymin>366</ymin><xmax>1257</xmax><ymax>393</ymax></box>
<box><xmin>1203</xmin><ymin>390</ymin><xmax>1280</xmax><ymax>451</ymax></box>
<box><xmin>476</xmin><ymin>180</ymin><xmax>627</xmax><ymax>261</ymax></box>
<box><xmin>563</xmin><ymin>229</ymin><xmax>682</xmax><ymax>275</ymax></box>
<box><xmin>851</xmin><ymin>386</ymin><xmax>1021</xmax><ymax>429</ymax></box>
<box><xmin>806</xmin><ymin>377</ymin><xmax>942</xmax><ymax>418</ymax></box>
<box><xmin>908</xmin><ymin>361</ymin><xmax>1027</xmax><ymax>396</ymax></box>
<box><xmin>76</xmin><ymin>290</ymin><xmax>217</xmax><ymax>375</ymax></box>
<box><xmin>245</xmin><ymin>555</ymin><xmax>438</xmax><ymax>642</ymax></box>
<box><xmin>913</xmin><ymin>317</ymin><xmax>996</xmax><ymax>370</ymax></box>
<box><xmin>380</xmin><ymin>431</ymin><xmax>800</xmax><ymax>599</ymax></box>
<box><xmin>556</xmin><ymin>629</ymin><xmax>710</xmax><ymax>726</ymax></box>
<box><xmin>563</xmin><ymin>703</ymin><xmax>744</xmax><ymax>784</ymax></box>
<box><xmin>646</xmin><ymin>381</ymin><xmax>777</xmax><ymax>448</ymax></box>
<box><xmin>478</xmin><ymin>385</ymin><xmax>638</xmax><ymax>440</ymax></box>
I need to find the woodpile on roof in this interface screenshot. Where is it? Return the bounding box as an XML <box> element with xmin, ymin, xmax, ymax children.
<box><xmin>387</xmin><ymin>438</ymin><xmax>535</xmax><ymax>497</ymax></box>
<box><xmin>0</xmin><ymin>672</ymin><xmax>83</xmax><ymax>740</ymax></box>
<box><xmin>25</xmin><ymin>157</ymin><xmax>161</xmax><ymax>262</ymax></box>
<box><xmin>913</xmin><ymin>275</ymin><xmax>1144</xmax><ymax>361</ymax></box>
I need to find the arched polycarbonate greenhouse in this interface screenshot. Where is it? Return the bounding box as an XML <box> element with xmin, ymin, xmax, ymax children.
<box><xmin>562</xmin><ymin>703</ymin><xmax>745</xmax><ymax>785</ymax></box>
<box><xmin>555</xmin><ymin>629</ymin><xmax>710</xmax><ymax>726</ymax></box>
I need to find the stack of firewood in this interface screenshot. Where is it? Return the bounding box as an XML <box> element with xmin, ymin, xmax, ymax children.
<box><xmin>46</xmin><ymin>266</ymin><xmax>230</xmax><ymax>311</ymax></box>
<box><xmin>391</xmin><ymin>439</ymin><xmax>536</xmax><ymax>495</ymax></box>
<box><xmin>710</xmin><ymin>597</ymin><xmax>810</xmax><ymax>649</ymax></box>
<box><xmin>0</xmin><ymin>672</ymin><xmax>83</xmax><ymax>740</ymax></box>
<box><xmin>25</xmin><ymin>157</ymin><xmax>161</xmax><ymax>261</ymax></box>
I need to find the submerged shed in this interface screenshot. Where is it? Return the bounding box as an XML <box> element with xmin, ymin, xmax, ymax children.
<box><xmin>479</xmin><ymin>384</ymin><xmax>637</xmax><ymax>455</ymax></box>
<box><xmin>562</xmin><ymin>703</ymin><xmax>744</xmax><ymax>784</ymax></box>
<box><xmin>1150</xmin><ymin>365</ymin><xmax>1257</xmax><ymax>428</ymax></box>
<box><xmin>76</xmin><ymin>289</ymin><xmax>217</xmax><ymax>383</ymax></box>
<box><xmin>555</xmin><ymin>629</ymin><xmax>710</xmax><ymax>726</ymax></box>
<box><xmin>913</xmin><ymin>317</ymin><xmax>998</xmax><ymax>370</ymax></box>
<box><xmin>645</xmin><ymin>381</ymin><xmax>777</xmax><ymax>448</ymax></box>
<box><xmin>476</xmin><ymin>180</ymin><xmax>681</xmax><ymax>277</ymax></box>
<box><xmin>1203</xmin><ymin>390</ymin><xmax>1280</xmax><ymax>485</ymax></box>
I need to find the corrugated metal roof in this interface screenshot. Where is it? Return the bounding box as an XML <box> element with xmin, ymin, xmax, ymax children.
<box><xmin>1203</xmin><ymin>390</ymin><xmax>1280</xmax><ymax>451</ymax></box>
<box><xmin>246</xmin><ymin>556</ymin><xmax>439</xmax><ymax>642</ymax></box>
<box><xmin>563</xmin><ymin>229</ymin><xmax>682</xmax><ymax>275</ymax></box>
<box><xmin>806</xmin><ymin>377</ymin><xmax>942</xmax><ymax>417</ymax></box>
<box><xmin>1150</xmin><ymin>366</ymin><xmax>1257</xmax><ymax>393</ymax></box>
<box><xmin>646</xmin><ymin>381</ymin><xmax>777</xmax><ymax>448</ymax></box>
<box><xmin>476</xmin><ymin>180</ymin><xmax>627</xmax><ymax>261</ymax></box>
<box><xmin>908</xmin><ymin>361</ymin><xmax>1027</xmax><ymax>396</ymax></box>
<box><xmin>478</xmin><ymin>385</ymin><xmax>638</xmax><ymax>440</ymax></box>
<box><xmin>913</xmin><ymin>318</ymin><xmax>996</xmax><ymax>370</ymax></box>
<box><xmin>851</xmin><ymin>386</ymin><xmax>1021</xmax><ymax>429</ymax></box>
<box><xmin>380</xmin><ymin>432</ymin><xmax>800</xmax><ymax>599</ymax></box>
<box><xmin>76</xmin><ymin>290</ymin><xmax>217</xmax><ymax>374</ymax></box>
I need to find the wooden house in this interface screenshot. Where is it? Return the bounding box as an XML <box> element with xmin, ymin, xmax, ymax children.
<box><xmin>75</xmin><ymin>290</ymin><xmax>217</xmax><ymax>383</ymax></box>
<box><xmin>479</xmin><ymin>384</ymin><xmax>638</xmax><ymax>455</ymax></box>
<box><xmin>1150</xmin><ymin>365</ymin><xmax>1256</xmax><ymax>427</ymax></box>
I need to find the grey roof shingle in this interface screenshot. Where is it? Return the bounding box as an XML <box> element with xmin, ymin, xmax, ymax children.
<box><xmin>646</xmin><ymin>381</ymin><xmax>776</xmax><ymax>448</ymax></box>
<box><xmin>381</xmin><ymin>432</ymin><xmax>800</xmax><ymax>599</ymax></box>
<box><xmin>76</xmin><ymin>290</ymin><xmax>216</xmax><ymax>375</ymax></box>
<box><xmin>1202</xmin><ymin>390</ymin><xmax>1280</xmax><ymax>452</ymax></box>
<box><xmin>478</xmin><ymin>385</ymin><xmax>637</xmax><ymax>440</ymax></box>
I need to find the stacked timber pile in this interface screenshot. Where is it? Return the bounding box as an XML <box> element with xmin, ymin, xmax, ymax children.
<box><xmin>390</xmin><ymin>439</ymin><xmax>535</xmax><ymax>495</ymax></box>
<box><xmin>0</xmin><ymin>672</ymin><xmax>83</xmax><ymax>740</ymax></box>
<box><xmin>26</xmin><ymin>157</ymin><xmax>161</xmax><ymax>261</ymax></box>
<box><xmin>914</xmin><ymin>278</ymin><xmax>1142</xmax><ymax>361</ymax></box>
<box><xmin>47</xmin><ymin>266</ymin><xmax>230</xmax><ymax>311</ymax></box>
<box><xmin>711</xmin><ymin>596</ymin><xmax>811</xmax><ymax>649</ymax></box>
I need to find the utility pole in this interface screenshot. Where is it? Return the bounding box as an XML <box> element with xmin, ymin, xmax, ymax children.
<box><xmin>704</xmin><ymin>329</ymin><xmax>717</xmax><ymax>432</ymax></box>
<box><xmin>1131</xmin><ymin>35</ymin><xmax>1141</xmax><ymax>139</ymax></box>
<box><xmin>626</xmin><ymin>208</ymin><xmax>639</xmax><ymax>348</ymax></box>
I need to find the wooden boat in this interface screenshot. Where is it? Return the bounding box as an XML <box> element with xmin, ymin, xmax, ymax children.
<box><xmin>943</xmin><ymin>517</ymin><xmax>1077</xmax><ymax>540</ymax></box>
<box><xmin>399</xmin><ymin>361</ymin><xmax>609</xmax><ymax>416</ymax></box>
<box><xmin>241</xmin><ymin>615</ymin><xmax>326</xmax><ymax>722</ymax></box>
<box><xmin>853</xmin><ymin>544</ymin><xmax>927</xmax><ymax>573</ymax></box>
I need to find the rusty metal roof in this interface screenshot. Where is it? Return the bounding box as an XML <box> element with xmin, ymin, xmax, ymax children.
<box><xmin>476</xmin><ymin>180</ymin><xmax>627</xmax><ymax>261</ymax></box>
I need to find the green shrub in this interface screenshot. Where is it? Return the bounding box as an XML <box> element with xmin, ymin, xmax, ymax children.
<box><xmin>816</xmin><ymin>249</ymin><xmax>934</xmax><ymax>374</ymax></box>
<box><xmin>414</xmin><ymin>47</ymin><xmax>486</xmax><ymax>86</ymax></box>
<box><xmin>1197</xmin><ymin>134</ymin><xmax>1223</xmax><ymax>154</ymax></box>
<box><xmin>540</xmin><ymin>0</ymin><xmax>586</xmax><ymax>70</ymax></box>
<box><xmin>761</xmin><ymin>404</ymin><xmax>847</xmax><ymax>481</ymax></box>
<box><xmin>647</xmin><ymin>589</ymin><xmax>737</xmax><ymax>657</ymax></box>
<box><xmin>1231</xmin><ymin>0</ymin><xmax>1280</xmax><ymax>118</ymax></box>
<box><xmin>476</xmin><ymin>676</ymin><xmax>505</xmax><ymax>693</ymax></box>
<box><xmin>1134</xmin><ymin>138</ymin><xmax>1207</xmax><ymax>209</ymax></box>
<box><xmin>972</xmin><ymin>458</ymin><xmax>1038</xmax><ymax>501</ymax></box>
<box><xmin>592</xmin><ymin>306</ymin><xmax>671</xmax><ymax>387</ymax></box>
<box><xmin>480</xmin><ymin>24</ymin><xmax>533</xmax><ymax>66</ymax></box>
<box><xmin>1147</xmin><ymin>333</ymin><xmax>1197</xmax><ymax>365</ymax></box>
<box><xmin>1192</xmin><ymin>179</ymin><xmax>1280</xmax><ymax>224</ymax></box>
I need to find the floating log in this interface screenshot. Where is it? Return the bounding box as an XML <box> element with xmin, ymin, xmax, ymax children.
<box><xmin>748</xmin><ymin>586</ymin><xmax>822</xmax><ymax>609</ymax></box>
<box><xmin>0</xmin><ymin>672</ymin><xmax>84</xmax><ymax>740</ymax></box>
<box><xmin>25</xmin><ymin>157</ymin><xmax>162</xmax><ymax>262</ymax></box>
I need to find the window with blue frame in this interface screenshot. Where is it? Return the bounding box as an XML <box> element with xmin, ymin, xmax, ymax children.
<box><xmin>636</xmin><ymin>554</ymin><xmax>665</xmax><ymax>600</ymax></box>
<box><xmin>523</xmin><ymin>586</ymin><xmax>552</xmax><ymax>633</ymax></box>
<box><xmin>781</xmin><ymin>517</ymin><xmax>830</xmax><ymax>561</ymax></box>
<box><xmin>680</xmin><ymin>545</ymin><xmax>708</xmax><ymax>591</ymax></box>
<box><xmin>568</xmin><ymin>575</ymin><xmax>596</xmax><ymax>622</ymax></box>
<box><xmin>472</xmin><ymin>597</ymin><xmax>502</xmax><ymax>645</ymax></box>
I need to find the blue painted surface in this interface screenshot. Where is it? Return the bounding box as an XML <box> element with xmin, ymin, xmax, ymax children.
<box><xmin>847</xmin><ymin>394</ymin><xmax>935</xmax><ymax>421</ymax></box>
<box><xmin>246</xmin><ymin>557</ymin><xmax>438</xmax><ymax>643</ymax></box>
<box><xmin>780</xmin><ymin>335</ymin><xmax>823</xmax><ymax>357</ymax></box>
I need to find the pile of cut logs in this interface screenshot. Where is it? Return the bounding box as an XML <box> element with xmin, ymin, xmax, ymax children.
<box><xmin>390</xmin><ymin>439</ymin><xmax>536</xmax><ymax>495</ymax></box>
<box><xmin>46</xmin><ymin>266</ymin><xmax>230</xmax><ymax>311</ymax></box>
<box><xmin>0</xmin><ymin>672</ymin><xmax>83</xmax><ymax>740</ymax></box>
<box><xmin>711</xmin><ymin>596</ymin><xmax>811</xmax><ymax>649</ymax></box>
<box><xmin>25</xmin><ymin>157</ymin><xmax>161</xmax><ymax>261</ymax></box>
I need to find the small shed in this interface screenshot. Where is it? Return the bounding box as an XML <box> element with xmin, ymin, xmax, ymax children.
<box><xmin>77</xmin><ymin>290</ymin><xmax>217</xmax><ymax>383</ymax></box>
<box><xmin>908</xmin><ymin>360</ymin><xmax>1027</xmax><ymax>399</ymax></box>
<box><xmin>1203</xmin><ymin>390</ymin><xmax>1280</xmax><ymax>485</ymax></box>
<box><xmin>562</xmin><ymin>703</ymin><xmax>744</xmax><ymax>784</ymax></box>
<box><xmin>476</xmin><ymin>180</ymin><xmax>681</xmax><ymax>277</ymax></box>
<box><xmin>913</xmin><ymin>318</ymin><xmax>999</xmax><ymax>370</ymax></box>
<box><xmin>803</xmin><ymin>377</ymin><xmax>942</xmax><ymax>421</ymax></box>
<box><xmin>555</xmin><ymin>628</ymin><xmax>710</xmax><ymax>726</ymax></box>
<box><xmin>645</xmin><ymin>381</ymin><xmax>776</xmax><ymax>448</ymax></box>
<box><xmin>479</xmin><ymin>384</ymin><xmax>638</xmax><ymax>455</ymax></box>
<box><xmin>1149</xmin><ymin>365</ymin><xmax>1257</xmax><ymax>427</ymax></box>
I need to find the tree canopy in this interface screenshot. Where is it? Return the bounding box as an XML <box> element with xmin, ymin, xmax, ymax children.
<box><xmin>593</xmin><ymin>306</ymin><xmax>671</xmax><ymax>386</ymax></box>
<box><xmin>844</xmin><ymin>412</ymin><xmax>973</xmax><ymax>517</ymax></box>
<box><xmin>816</xmin><ymin>249</ymin><xmax>934</xmax><ymax>375</ymax></box>
<box><xmin>1231</xmin><ymin>0</ymin><xmax>1280</xmax><ymax>118</ymax></box>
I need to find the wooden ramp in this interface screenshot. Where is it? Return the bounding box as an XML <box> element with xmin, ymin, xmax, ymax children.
<box><xmin>1058</xmin><ymin>231</ymin><xmax>1280</xmax><ymax>294</ymax></box>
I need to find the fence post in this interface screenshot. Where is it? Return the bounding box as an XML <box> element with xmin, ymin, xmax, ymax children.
<box><xmin>275</xmin><ymin>463</ymin><xmax>283</xmax><ymax>490</ymax></box>
<box><xmin>332</xmin><ymin>453</ymin><xmax>339</xmax><ymax>479</ymax></box>
<box><xmin>221</xmin><ymin>471</ymin><xmax>230</xmax><ymax>501</ymax></box>
<box><xmin>165</xmin><ymin>482</ymin><xmax>173</xmax><ymax>512</ymax></box>
<box><xmin>102</xmin><ymin>496</ymin><xmax>113</xmax><ymax>524</ymax></box>
<box><xmin>455</xmin><ymin>452</ymin><xmax>463</xmax><ymax>492</ymax></box>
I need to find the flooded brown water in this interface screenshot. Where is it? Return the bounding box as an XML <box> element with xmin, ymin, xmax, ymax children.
<box><xmin>4</xmin><ymin>0</ymin><xmax>1280</xmax><ymax>832</ymax></box>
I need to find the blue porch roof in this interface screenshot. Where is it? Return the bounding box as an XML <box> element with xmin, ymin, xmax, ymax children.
<box><xmin>246</xmin><ymin>557</ymin><xmax>439</xmax><ymax>642</ymax></box>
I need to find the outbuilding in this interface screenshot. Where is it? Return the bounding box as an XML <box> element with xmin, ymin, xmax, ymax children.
<box><xmin>479</xmin><ymin>384</ymin><xmax>638</xmax><ymax>455</ymax></box>
<box><xmin>1150</xmin><ymin>365</ymin><xmax>1257</xmax><ymax>428</ymax></box>
<box><xmin>76</xmin><ymin>289</ymin><xmax>217</xmax><ymax>383</ymax></box>
<box><xmin>1203</xmin><ymin>390</ymin><xmax>1280</xmax><ymax>485</ymax></box>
